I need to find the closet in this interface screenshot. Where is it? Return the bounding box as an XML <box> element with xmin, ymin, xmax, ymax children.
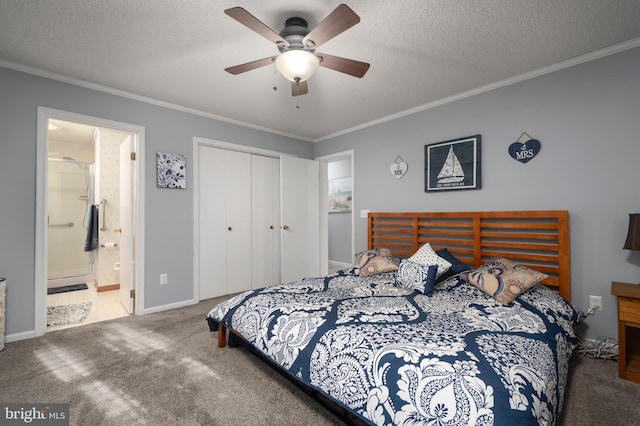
<box><xmin>198</xmin><ymin>146</ymin><xmax>281</xmax><ymax>300</ymax></box>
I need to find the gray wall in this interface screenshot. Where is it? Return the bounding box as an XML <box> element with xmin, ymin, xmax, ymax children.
<box><xmin>0</xmin><ymin>67</ymin><xmax>313</xmax><ymax>337</ymax></box>
<box><xmin>315</xmin><ymin>46</ymin><xmax>640</xmax><ymax>340</ymax></box>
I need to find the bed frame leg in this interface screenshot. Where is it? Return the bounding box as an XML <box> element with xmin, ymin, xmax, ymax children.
<box><xmin>218</xmin><ymin>324</ymin><xmax>227</xmax><ymax>347</ymax></box>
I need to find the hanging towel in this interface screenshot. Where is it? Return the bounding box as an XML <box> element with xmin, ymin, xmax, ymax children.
<box><xmin>84</xmin><ymin>204</ymin><xmax>99</xmax><ymax>252</ymax></box>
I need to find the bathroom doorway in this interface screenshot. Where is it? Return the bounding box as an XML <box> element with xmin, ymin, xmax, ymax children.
<box><xmin>35</xmin><ymin>108</ymin><xmax>145</xmax><ymax>335</ymax></box>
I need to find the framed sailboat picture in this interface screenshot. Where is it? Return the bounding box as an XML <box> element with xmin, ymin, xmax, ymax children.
<box><xmin>425</xmin><ymin>135</ymin><xmax>481</xmax><ymax>192</ymax></box>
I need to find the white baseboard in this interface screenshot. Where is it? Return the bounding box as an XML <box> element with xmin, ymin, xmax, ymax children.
<box><xmin>141</xmin><ymin>298</ymin><xmax>197</xmax><ymax>315</ymax></box>
<box><xmin>3</xmin><ymin>299</ymin><xmax>198</xmax><ymax>343</ymax></box>
<box><xmin>5</xmin><ymin>330</ymin><xmax>36</xmax><ymax>343</ymax></box>
<box><xmin>329</xmin><ymin>260</ymin><xmax>352</xmax><ymax>268</ymax></box>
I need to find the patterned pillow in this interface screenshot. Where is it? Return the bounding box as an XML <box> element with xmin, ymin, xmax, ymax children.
<box><xmin>460</xmin><ymin>257</ymin><xmax>549</xmax><ymax>305</ymax></box>
<box><xmin>408</xmin><ymin>243</ymin><xmax>452</xmax><ymax>277</ymax></box>
<box><xmin>395</xmin><ymin>260</ymin><xmax>438</xmax><ymax>296</ymax></box>
<box><xmin>435</xmin><ymin>248</ymin><xmax>471</xmax><ymax>284</ymax></box>
<box><xmin>355</xmin><ymin>248</ymin><xmax>398</xmax><ymax>277</ymax></box>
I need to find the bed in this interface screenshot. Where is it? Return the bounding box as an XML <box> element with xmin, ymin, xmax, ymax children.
<box><xmin>206</xmin><ymin>210</ymin><xmax>579</xmax><ymax>425</ymax></box>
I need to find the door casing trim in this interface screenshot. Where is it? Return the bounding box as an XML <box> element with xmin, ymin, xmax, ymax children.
<box><xmin>315</xmin><ymin>150</ymin><xmax>355</xmax><ymax>271</ymax></box>
<box><xmin>35</xmin><ymin>107</ymin><xmax>146</xmax><ymax>336</ymax></box>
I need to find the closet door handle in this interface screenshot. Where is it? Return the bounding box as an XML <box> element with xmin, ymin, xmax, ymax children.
<box><xmin>270</xmin><ymin>226</ymin><xmax>274</xmax><ymax>229</ymax></box>
<box><xmin>228</xmin><ymin>226</ymin><xmax>232</xmax><ymax>231</ymax></box>
<box><xmin>282</xmin><ymin>225</ymin><xmax>289</xmax><ymax>230</ymax></box>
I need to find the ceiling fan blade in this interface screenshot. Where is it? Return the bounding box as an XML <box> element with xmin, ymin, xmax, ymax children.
<box><xmin>225</xmin><ymin>56</ymin><xmax>276</xmax><ymax>75</ymax></box>
<box><xmin>318</xmin><ymin>53</ymin><xmax>370</xmax><ymax>78</ymax></box>
<box><xmin>302</xmin><ymin>4</ymin><xmax>360</xmax><ymax>48</ymax></box>
<box><xmin>291</xmin><ymin>80</ymin><xmax>309</xmax><ymax>97</ymax></box>
<box><xmin>225</xmin><ymin>7</ymin><xmax>289</xmax><ymax>47</ymax></box>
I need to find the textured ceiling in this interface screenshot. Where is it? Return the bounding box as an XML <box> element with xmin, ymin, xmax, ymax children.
<box><xmin>1</xmin><ymin>0</ymin><xmax>640</xmax><ymax>141</ymax></box>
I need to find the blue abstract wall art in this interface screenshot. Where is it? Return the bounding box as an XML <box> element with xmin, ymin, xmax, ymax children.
<box><xmin>156</xmin><ymin>152</ymin><xmax>186</xmax><ymax>189</ymax></box>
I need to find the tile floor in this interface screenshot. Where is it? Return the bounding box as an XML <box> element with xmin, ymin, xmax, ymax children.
<box><xmin>47</xmin><ymin>285</ymin><xmax>129</xmax><ymax>332</ymax></box>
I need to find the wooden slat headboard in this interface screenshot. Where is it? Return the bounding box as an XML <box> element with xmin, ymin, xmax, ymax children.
<box><xmin>367</xmin><ymin>210</ymin><xmax>571</xmax><ymax>301</ymax></box>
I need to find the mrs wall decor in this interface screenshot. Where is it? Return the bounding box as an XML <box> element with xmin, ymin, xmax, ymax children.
<box><xmin>508</xmin><ymin>132</ymin><xmax>541</xmax><ymax>164</ymax></box>
<box><xmin>156</xmin><ymin>152</ymin><xmax>186</xmax><ymax>189</ymax></box>
<box><xmin>425</xmin><ymin>135</ymin><xmax>481</xmax><ymax>192</ymax></box>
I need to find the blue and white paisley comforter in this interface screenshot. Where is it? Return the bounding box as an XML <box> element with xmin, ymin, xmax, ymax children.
<box><xmin>206</xmin><ymin>268</ymin><xmax>580</xmax><ymax>426</ymax></box>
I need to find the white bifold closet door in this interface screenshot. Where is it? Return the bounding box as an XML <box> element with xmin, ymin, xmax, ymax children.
<box><xmin>280</xmin><ymin>156</ymin><xmax>320</xmax><ymax>283</ymax></box>
<box><xmin>251</xmin><ymin>155</ymin><xmax>281</xmax><ymax>288</ymax></box>
<box><xmin>198</xmin><ymin>145</ymin><xmax>320</xmax><ymax>300</ymax></box>
<box><xmin>198</xmin><ymin>147</ymin><xmax>252</xmax><ymax>299</ymax></box>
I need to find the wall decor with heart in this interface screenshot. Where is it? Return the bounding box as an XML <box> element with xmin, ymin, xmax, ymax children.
<box><xmin>390</xmin><ymin>155</ymin><xmax>408</xmax><ymax>179</ymax></box>
<box><xmin>508</xmin><ymin>132</ymin><xmax>541</xmax><ymax>164</ymax></box>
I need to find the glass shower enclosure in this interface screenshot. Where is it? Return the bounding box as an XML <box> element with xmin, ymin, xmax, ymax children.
<box><xmin>47</xmin><ymin>158</ymin><xmax>96</xmax><ymax>288</ymax></box>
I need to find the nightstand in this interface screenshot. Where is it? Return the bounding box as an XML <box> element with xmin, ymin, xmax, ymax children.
<box><xmin>611</xmin><ymin>281</ymin><xmax>640</xmax><ymax>384</ymax></box>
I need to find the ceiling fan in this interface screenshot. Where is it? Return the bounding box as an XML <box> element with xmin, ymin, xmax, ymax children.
<box><xmin>224</xmin><ymin>4</ymin><xmax>370</xmax><ymax>97</ymax></box>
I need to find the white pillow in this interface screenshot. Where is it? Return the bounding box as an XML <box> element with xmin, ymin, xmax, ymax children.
<box><xmin>408</xmin><ymin>243</ymin><xmax>452</xmax><ymax>277</ymax></box>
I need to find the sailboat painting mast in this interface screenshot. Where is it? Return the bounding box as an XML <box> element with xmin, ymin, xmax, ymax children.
<box><xmin>425</xmin><ymin>135</ymin><xmax>481</xmax><ymax>192</ymax></box>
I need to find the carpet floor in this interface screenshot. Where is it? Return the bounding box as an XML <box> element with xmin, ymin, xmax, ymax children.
<box><xmin>1</xmin><ymin>298</ymin><xmax>639</xmax><ymax>425</ymax></box>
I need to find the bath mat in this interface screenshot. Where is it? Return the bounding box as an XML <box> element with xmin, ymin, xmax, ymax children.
<box><xmin>47</xmin><ymin>283</ymin><xmax>88</xmax><ymax>295</ymax></box>
<box><xmin>47</xmin><ymin>301</ymin><xmax>92</xmax><ymax>326</ymax></box>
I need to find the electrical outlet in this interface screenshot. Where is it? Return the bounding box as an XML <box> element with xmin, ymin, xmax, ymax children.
<box><xmin>589</xmin><ymin>295</ymin><xmax>603</xmax><ymax>312</ymax></box>
<box><xmin>160</xmin><ymin>273</ymin><xmax>168</xmax><ymax>285</ymax></box>
<box><xmin>360</xmin><ymin>209</ymin><xmax>370</xmax><ymax>218</ymax></box>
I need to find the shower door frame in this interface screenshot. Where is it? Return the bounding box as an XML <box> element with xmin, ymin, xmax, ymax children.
<box><xmin>35</xmin><ymin>107</ymin><xmax>146</xmax><ymax>337</ymax></box>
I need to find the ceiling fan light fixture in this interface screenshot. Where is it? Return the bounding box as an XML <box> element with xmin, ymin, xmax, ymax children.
<box><xmin>275</xmin><ymin>50</ymin><xmax>320</xmax><ymax>82</ymax></box>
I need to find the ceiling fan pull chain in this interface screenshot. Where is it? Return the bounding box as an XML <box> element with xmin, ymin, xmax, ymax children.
<box><xmin>295</xmin><ymin>77</ymin><xmax>301</xmax><ymax>109</ymax></box>
<box><xmin>272</xmin><ymin>61</ymin><xmax>278</xmax><ymax>91</ymax></box>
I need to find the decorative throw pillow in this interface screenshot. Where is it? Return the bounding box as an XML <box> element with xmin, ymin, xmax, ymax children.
<box><xmin>435</xmin><ymin>248</ymin><xmax>471</xmax><ymax>284</ymax></box>
<box><xmin>355</xmin><ymin>248</ymin><xmax>398</xmax><ymax>277</ymax></box>
<box><xmin>460</xmin><ymin>257</ymin><xmax>548</xmax><ymax>305</ymax></box>
<box><xmin>395</xmin><ymin>260</ymin><xmax>438</xmax><ymax>296</ymax></box>
<box><xmin>408</xmin><ymin>243</ymin><xmax>452</xmax><ymax>277</ymax></box>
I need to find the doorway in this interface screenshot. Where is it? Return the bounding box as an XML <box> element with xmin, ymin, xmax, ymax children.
<box><xmin>35</xmin><ymin>108</ymin><xmax>145</xmax><ymax>335</ymax></box>
<box><xmin>316</xmin><ymin>150</ymin><xmax>355</xmax><ymax>273</ymax></box>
